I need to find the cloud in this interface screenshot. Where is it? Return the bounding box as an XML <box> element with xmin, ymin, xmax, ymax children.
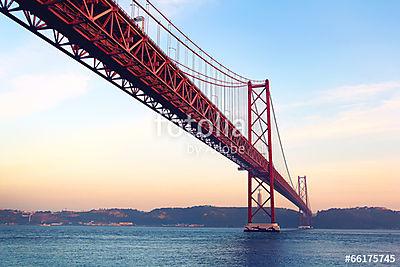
<box><xmin>0</xmin><ymin>73</ymin><xmax>90</xmax><ymax>119</ymax></box>
<box><xmin>282</xmin><ymin>80</ymin><xmax>400</xmax><ymax>110</ymax></box>
<box><xmin>0</xmin><ymin>38</ymin><xmax>93</xmax><ymax>120</ymax></box>
<box><xmin>320</xmin><ymin>81</ymin><xmax>400</xmax><ymax>103</ymax></box>
<box><xmin>288</xmin><ymin>96</ymin><xmax>400</xmax><ymax>143</ymax></box>
<box><xmin>282</xmin><ymin>81</ymin><xmax>400</xmax><ymax>143</ymax></box>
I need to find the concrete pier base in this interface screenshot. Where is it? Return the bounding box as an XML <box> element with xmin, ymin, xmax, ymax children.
<box><xmin>298</xmin><ymin>225</ymin><xmax>312</xmax><ymax>229</ymax></box>
<box><xmin>244</xmin><ymin>223</ymin><xmax>280</xmax><ymax>232</ymax></box>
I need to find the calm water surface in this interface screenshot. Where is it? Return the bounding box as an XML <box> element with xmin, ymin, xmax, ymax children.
<box><xmin>0</xmin><ymin>226</ymin><xmax>399</xmax><ymax>266</ymax></box>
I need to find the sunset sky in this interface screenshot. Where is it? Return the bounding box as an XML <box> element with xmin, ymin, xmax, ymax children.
<box><xmin>0</xmin><ymin>0</ymin><xmax>399</xmax><ymax>212</ymax></box>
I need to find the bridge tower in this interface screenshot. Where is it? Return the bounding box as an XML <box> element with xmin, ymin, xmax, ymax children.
<box><xmin>244</xmin><ymin>80</ymin><xmax>280</xmax><ymax>232</ymax></box>
<box><xmin>298</xmin><ymin>176</ymin><xmax>312</xmax><ymax>228</ymax></box>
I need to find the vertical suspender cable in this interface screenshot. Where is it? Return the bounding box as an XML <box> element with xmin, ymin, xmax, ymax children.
<box><xmin>145</xmin><ymin>1</ymin><xmax>149</xmax><ymax>33</ymax></box>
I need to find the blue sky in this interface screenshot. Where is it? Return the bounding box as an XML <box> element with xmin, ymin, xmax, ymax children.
<box><xmin>170</xmin><ymin>1</ymin><xmax>400</xmax><ymax>82</ymax></box>
<box><xmin>0</xmin><ymin>0</ymin><xmax>399</xmax><ymax>211</ymax></box>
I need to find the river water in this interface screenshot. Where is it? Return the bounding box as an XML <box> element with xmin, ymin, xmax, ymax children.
<box><xmin>0</xmin><ymin>226</ymin><xmax>399</xmax><ymax>266</ymax></box>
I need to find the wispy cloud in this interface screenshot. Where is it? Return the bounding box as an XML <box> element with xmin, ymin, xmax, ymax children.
<box><xmin>286</xmin><ymin>94</ymin><xmax>400</xmax><ymax>143</ymax></box>
<box><xmin>0</xmin><ymin>73</ymin><xmax>90</xmax><ymax>119</ymax></box>
<box><xmin>0</xmin><ymin>38</ymin><xmax>93</xmax><ymax>120</ymax></box>
<box><xmin>282</xmin><ymin>81</ymin><xmax>400</xmax><ymax>143</ymax></box>
<box><xmin>282</xmin><ymin>80</ymin><xmax>400</xmax><ymax>110</ymax></box>
<box><xmin>320</xmin><ymin>81</ymin><xmax>400</xmax><ymax>103</ymax></box>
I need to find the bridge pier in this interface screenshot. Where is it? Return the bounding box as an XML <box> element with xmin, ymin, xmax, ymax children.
<box><xmin>244</xmin><ymin>223</ymin><xmax>280</xmax><ymax>232</ymax></box>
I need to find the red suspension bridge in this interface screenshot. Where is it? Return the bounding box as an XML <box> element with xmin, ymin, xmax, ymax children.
<box><xmin>0</xmin><ymin>0</ymin><xmax>312</xmax><ymax>231</ymax></box>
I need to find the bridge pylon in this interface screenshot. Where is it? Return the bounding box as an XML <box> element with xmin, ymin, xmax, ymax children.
<box><xmin>244</xmin><ymin>80</ymin><xmax>280</xmax><ymax>232</ymax></box>
<box><xmin>298</xmin><ymin>176</ymin><xmax>312</xmax><ymax>229</ymax></box>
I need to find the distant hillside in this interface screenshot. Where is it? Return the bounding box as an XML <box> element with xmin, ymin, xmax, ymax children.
<box><xmin>0</xmin><ymin>207</ymin><xmax>299</xmax><ymax>228</ymax></box>
<box><xmin>146</xmin><ymin>206</ymin><xmax>298</xmax><ymax>228</ymax></box>
<box><xmin>312</xmin><ymin>207</ymin><xmax>400</xmax><ymax>229</ymax></box>
<box><xmin>1</xmin><ymin>206</ymin><xmax>399</xmax><ymax>229</ymax></box>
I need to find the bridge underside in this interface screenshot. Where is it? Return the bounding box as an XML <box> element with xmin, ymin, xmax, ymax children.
<box><xmin>0</xmin><ymin>0</ymin><xmax>311</xmax><ymax>217</ymax></box>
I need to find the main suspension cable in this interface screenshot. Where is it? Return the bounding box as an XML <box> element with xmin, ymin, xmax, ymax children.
<box><xmin>270</xmin><ymin>94</ymin><xmax>295</xmax><ymax>190</ymax></box>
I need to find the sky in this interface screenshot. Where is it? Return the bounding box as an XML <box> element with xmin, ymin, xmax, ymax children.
<box><xmin>0</xmin><ymin>0</ymin><xmax>399</xmax><ymax>212</ymax></box>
